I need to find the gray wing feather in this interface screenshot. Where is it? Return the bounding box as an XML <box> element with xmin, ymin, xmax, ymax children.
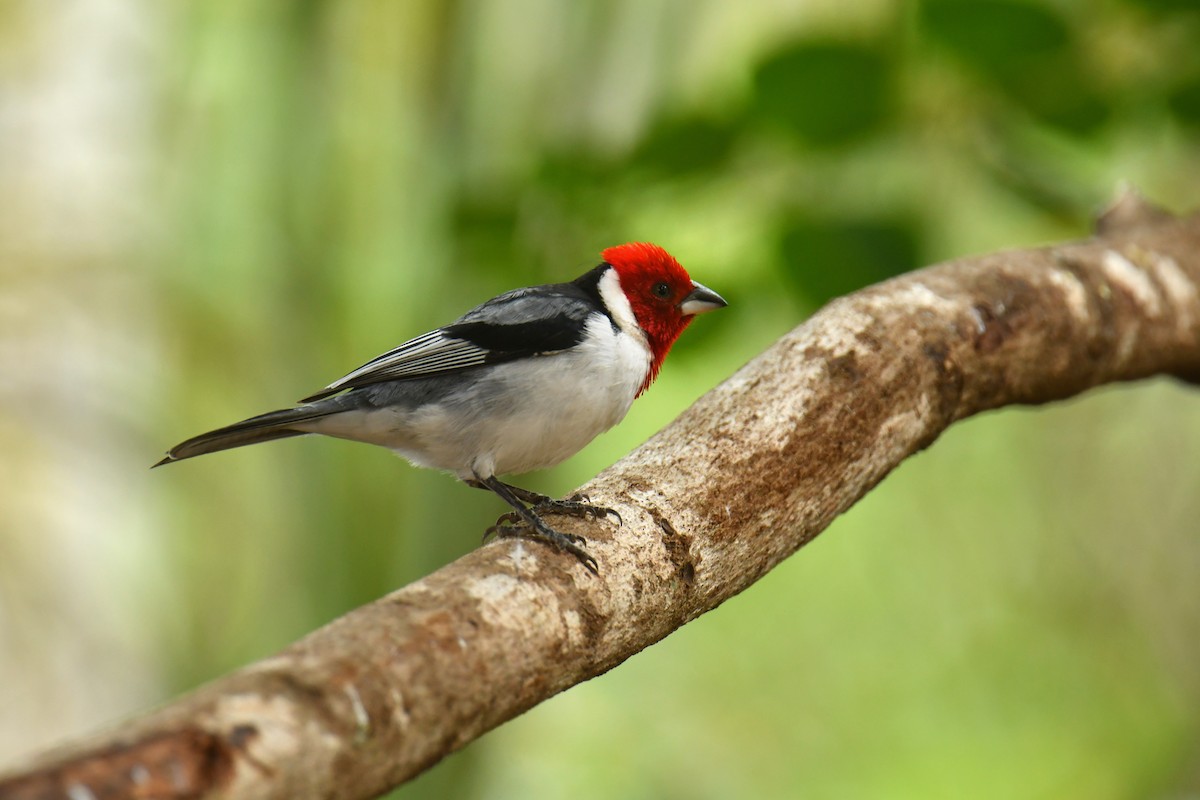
<box><xmin>298</xmin><ymin>288</ymin><xmax>595</xmax><ymax>403</ymax></box>
<box><xmin>299</xmin><ymin>330</ymin><xmax>490</xmax><ymax>402</ymax></box>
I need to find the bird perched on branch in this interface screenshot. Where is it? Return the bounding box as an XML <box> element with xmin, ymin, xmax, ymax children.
<box><xmin>156</xmin><ymin>243</ymin><xmax>727</xmax><ymax>572</ymax></box>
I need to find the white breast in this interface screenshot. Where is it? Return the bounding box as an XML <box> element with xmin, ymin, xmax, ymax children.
<box><xmin>454</xmin><ymin>311</ymin><xmax>650</xmax><ymax>478</ymax></box>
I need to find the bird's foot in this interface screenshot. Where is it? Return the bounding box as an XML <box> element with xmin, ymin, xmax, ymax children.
<box><xmin>470</xmin><ymin>476</ymin><xmax>609</xmax><ymax>574</ymax></box>
<box><xmin>481</xmin><ymin>482</ymin><xmax>621</xmax><ymax>526</ymax></box>
<box><xmin>487</xmin><ymin>493</ymin><xmax>619</xmax><ymax>545</ymax></box>
<box><xmin>533</xmin><ymin>493</ymin><xmax>623</xmax><ymax>525</ymax></box>
<box><xmin>485</xmin><ymin>516</ymin><xmax>598</xmax><ymax>575</ymax></box>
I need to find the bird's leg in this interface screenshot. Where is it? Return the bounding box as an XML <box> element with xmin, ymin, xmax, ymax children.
<box><xmin>470</xmin><ymin>473</ymin><xmax>599</xmax><ymax>574</ymax></box>
<box><xmin>468</xmin><ymin>479</ymin><xmax>621</xmax><ymax>525</ymax></box>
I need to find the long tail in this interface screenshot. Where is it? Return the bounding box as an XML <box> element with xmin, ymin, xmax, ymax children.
<box><xmin>153</xmin><ymin>406</ymin><xmax>334</xmax><ymax>467</ymax></box>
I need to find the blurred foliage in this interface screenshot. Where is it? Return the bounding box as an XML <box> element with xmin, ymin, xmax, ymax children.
<box><xmin>2</xmin><ymin>0</ymin><xmax>1200</xmax><ymax>798</ymax></box>
<box><xmin>780</xmin><ymin>212</ymin><xmax>921</xmax><ymax>302</ymax></box>
<box><xmin>920</xmin><ymin>0</ymin><xmax>1107</xmax><ymax>134</ymax></box>
<box><xmin>752</xmin><ymin>40</ymin><xmax>894</xmax><ymax>147</ymax></box>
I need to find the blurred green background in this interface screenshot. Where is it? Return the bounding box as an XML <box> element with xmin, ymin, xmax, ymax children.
<box><xmin>2</xmin><ymin>0</ymin><xmax>1199</xmax><ymax>797</ymax></box>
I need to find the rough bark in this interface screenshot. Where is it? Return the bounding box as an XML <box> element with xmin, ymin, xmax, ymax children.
<box><xmin>3</xmin><ymin>191</ymin><xmax>1199</xmax><ymax>800</ymax></box>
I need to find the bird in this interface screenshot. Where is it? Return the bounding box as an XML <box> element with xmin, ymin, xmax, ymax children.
<box><xmin>155</xmin><ymin>243</ymin><xmax>727</xmax><ymax>572</ymax></box>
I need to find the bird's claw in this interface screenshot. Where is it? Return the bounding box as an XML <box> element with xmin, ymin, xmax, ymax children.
<box><xmin>533</xmin><ymin>495</ymin><xmax>622</xmax><ymax>525</ymax></box>
<box><xmin>484</xmin><ymin>518</ymin><xmax>597</xmax><ymax>574</ymax></box>
<box><xmin>486</xmin><ymin>517</ymin><xmax>588</xmax><ymax>547</ymax></box>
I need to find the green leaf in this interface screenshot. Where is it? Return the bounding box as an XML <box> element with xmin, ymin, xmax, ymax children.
<box><xmin>920</xmin><ymin>0</ymin><xmax>1069</xmax><ymax>77</ymax></box>
<box><xmin>1168</xmin><ymin>77</ymin><xmax>1200</xmax><ymax>126</ymax></box>
<box><xmin>629</xmin><ymin>115</ymin><xmax>737</xmax><ymax>175</ymax></box>
<box><xmin>752</xmin><ymin>41</ymin><xmax>892</xmax><ymax>147</ymax></box>
<box><xmin>779</xmin><ymin>214</ymin><xmax>921</xmax><ymax>306</ymax></box>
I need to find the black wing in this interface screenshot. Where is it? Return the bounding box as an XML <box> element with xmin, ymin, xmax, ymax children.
<box><xmin>299</xmin><ymin>280</ymin><xmax>606</xmax><ymax>403</ymax></box>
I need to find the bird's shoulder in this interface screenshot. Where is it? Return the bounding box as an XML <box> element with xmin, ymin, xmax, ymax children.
<box><xmin>445</xmin><ymin>271</ymin><xmax>612</xmax><ymax>351</ymax></box>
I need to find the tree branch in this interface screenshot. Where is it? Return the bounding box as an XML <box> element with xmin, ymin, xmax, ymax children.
<box><xmin>4</xmin><ymin>192</ymin><xmax>1199</xmax><ymax>800</ymax></box>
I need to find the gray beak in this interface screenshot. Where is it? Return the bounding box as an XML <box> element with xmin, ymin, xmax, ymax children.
<box><xmin>679</xmin><ymin>281</ymin><xmax>728</xmax><ymax>316</ymax></box>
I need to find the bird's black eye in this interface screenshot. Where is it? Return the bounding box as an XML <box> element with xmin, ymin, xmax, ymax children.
<box><xmin>652</xmin><ymin>282</ymin><xmax>671</xmax><ymax>299</ymax></box>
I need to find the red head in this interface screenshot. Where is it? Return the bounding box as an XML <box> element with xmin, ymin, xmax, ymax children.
<box><xmin>601</xmin><ymin>242</ymin><xmax>727</xmax><ymax>394</ymax></box>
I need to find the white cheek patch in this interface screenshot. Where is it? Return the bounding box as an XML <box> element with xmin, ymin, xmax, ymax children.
<box><xmin>597</xmin><ymin>268</ymin><xmax>645</xmax><ymax>342</ymax></box>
